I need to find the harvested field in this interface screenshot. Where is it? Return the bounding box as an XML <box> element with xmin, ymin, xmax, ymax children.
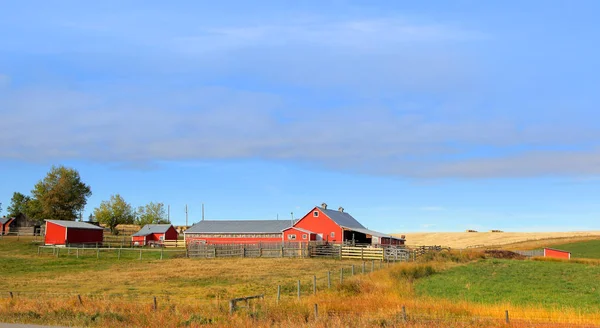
<box><xmin>397</xmin><ymin>231</ymin><xmax>600</xmax><ymax>249</ymax></box>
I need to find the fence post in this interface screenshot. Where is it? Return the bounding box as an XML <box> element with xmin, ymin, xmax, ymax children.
<box><xmin>242</xmin><ymin>246</ymin><xmax>245</xmax><ymax>258</ymax></box>
<box><xmin>139</xmin><ymin>249</ymin><xmax>142</xmax><ymax>260</ymax></box>
<box><xmin>56</xmin><ymin>247</ymin><xmax>59</xmax><ymax>258</ymax></box>
<box><xmin>76</xmin><ymin>248</ymin><xmax>79</xmax><ymax>258</ymax></box>
<box><xmin>96</xmin><ymin>247</ymin><xmax>100</xmax><ymax>259</ymax></box>
<box><xmin>277</xmin><ymin>285</ymin><xmax>281</xmax><ymax>303</ymax></box>
<box><xmin>281</xmin><ymin>246</ymin><xmax>284</xmax><ymax>258</ymax></box>
<box><xmin>380</xmin><ymin>259</ymin><xmax>383</xmax><ymax>270</ymax></box>
<box><xmin>505</xmin><ymin>310</ymin><xmax>509</xmax><ymax>324</ymax></box>
<box><xmin>371</xmin><ymin>260</ymin><xmax>374</xmax><ymax>272</ymax></box>
<box><xmin>314</xmin><ymin>303</ymin><xmax>318</xmax><ymax>321</ymax></box>
<box><xmin>78</xmin><ymin>295</ymin><xmax>83</xmax><ymax>305</ymax></box>
<box><xmin>327</xmin><ymin>271</ymin><xmax>331</xmax><ymax>289</ymax></box>
<box><xmin>340</xmin><ymin>268</ymin><xmax>343</xmax><ymax>284</ymax></box>
<box><xmin>9</xmin><ymin>292</ymin><xmax>13</xmax><ymax>299</ymax></box>
<box><xmin>160</xmin><ymin>247</ymin><xmax>164</xmax><ymax>260</ymax></box>
<box><xmin>38</xmin><ymin>247</ymin><xmax>41</xmax><ymax>256</ymax></box>
<box><xmin>297</xmin><ymin>280</ymin><xmax>301</xmax><ymax>300</ymax></box>
<box><xmin>351</xmin><ymin>264</ymin><xmax>354</xmax><ymax>276</ymax></box>
<box><xmin>229</xmin><ymin>300</ymin><xmax>235</xmax><ymax>315</ymax></box>
<box><xmin>362</xmin><ymin>261</ymin><xmax>365</xmax><ymax>274</ymax></box>
<box><xmin>118</xmin><ymin>248</ymin><xmax>121</xmax><ymax>260</ymax></box>
<box><xmin>361</xmin><ymin>247</ymin><xmax>364</xmax><ymax>260</ymax></box>
<box><xmin>68</xmin><ymin>247</ymin><xmax>71</xmax><ymax>256</ymax></box>
<box><xmin>313</xmin><ymin>275</ymin><xmax>317</xmax><ymax>295</ymax></box>
<box><xmin>402</xmin><ymin>305</ymin><xmax>407</xmax><ymax>322</ymax></box>
<box><xmin>153</xmin><ymin>296</ymin><xmax>157</xmax><ymax>311</ymax></box>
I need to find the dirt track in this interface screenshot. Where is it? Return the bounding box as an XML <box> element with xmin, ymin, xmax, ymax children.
<box><xmin>396</xmin><ymin>231</ymin><xmax>600</xmax><ymax>248</ymax></box>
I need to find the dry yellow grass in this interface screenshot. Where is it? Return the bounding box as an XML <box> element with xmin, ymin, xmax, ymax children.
<box><xmin>398</xmin><ymin>231</ymin><xmax>600</xmax><ymax>248</ymax></box>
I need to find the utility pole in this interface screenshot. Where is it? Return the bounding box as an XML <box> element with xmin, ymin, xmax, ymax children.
<box><xmin>202</xmin><ymin>203</ymin><xmax>205</xmax><ymax>221</ymax></box>
<box><xmin>168</xmin><ymin>205</ymin><xmax>170</xmax><ymax>223</ymax></box>
<box><xmin>185</xmin><ymin>204</ymin><xmax>188</xmax><ymax>226</ymax></box>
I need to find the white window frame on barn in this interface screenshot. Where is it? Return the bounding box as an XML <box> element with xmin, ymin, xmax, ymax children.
<box><xmin>302</xmin><ymin>234</ymin><xmax>307</xmax><ymax>240</ymax></box>
<box><xmin>288</xmin><ymin>234</ymin><xmax>296</xmax><ymax>240</ymax></box>
<box><xmin>313</xmin><ymin>211</ymin><xmax>319</xmax><ymax>217</ymax></box>
<box><xmin>330</xmin><ymin>232</ymin><xmax>335</xmax><ymax>238</ymax></box>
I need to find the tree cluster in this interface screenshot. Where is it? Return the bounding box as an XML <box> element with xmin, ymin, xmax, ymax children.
<box><xmin>6</xmin><ymin>165</ymin><xmax>92</xmax><ymax>223</ymax></box>
<box><xmin>4</xmin><ymin>166</ymin><xmax>170</xmax><ymax>234</ymax></box>
<box><xmin>93</xmin><ymin>197</ymin><xmax>169</xmax><ymax>234</ymax></box>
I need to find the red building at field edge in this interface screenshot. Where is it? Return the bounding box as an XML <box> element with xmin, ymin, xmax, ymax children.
<box><xmin>132</xmin><ymin>224</ymin><xmax>179</xmax><ymax>246</ymax></box>
<box><xmin>45</xmin><ymin>220</ymin><xmax>104</xmax><ymax>246</ymax></box>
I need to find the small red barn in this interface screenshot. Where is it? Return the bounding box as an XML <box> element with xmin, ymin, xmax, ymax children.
<box><xmin>286</xmin><ymin>204</ymin><xmax>405</xmax><ymax>245</ymax></box>
<box><xmin>0</xmin><ymin>217</ymin><xmax>15</xmax><ymax>235</ymax></box>
<box><xmin>544</xmin><ymin>248</ymin><xmax>571</xmax><ymax>259</ymax></box>
<box><xmin>132</xmin><ymin>224</ymin><xmax>178</xmax><ymax>246</ymax></box>
<box><xmin>45</xmin><ymin>220</ymin><xmax>104</xmax><ymax>246</ymax></box>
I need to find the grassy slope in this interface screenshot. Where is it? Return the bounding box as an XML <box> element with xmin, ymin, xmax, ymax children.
<box><xmin>547</xmin><ymin>240</ymin><xmax>600</xmax><ymax>259</ymax></box>
<box><xmin>415</xmin><ymin>259</ymin><xmax>600</xmax><ymax>310</ymax></box>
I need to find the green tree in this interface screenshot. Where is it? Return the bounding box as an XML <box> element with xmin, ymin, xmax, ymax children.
<box><xmin>135</xmin><ymin>202</ymin><xmax>169</xmax><ymax>226</ymax></box>
<box><xmin>30</xmin><ymin>165</ymin><xmax>92</xmax><ymax>221</ymax></box>
<box><xmin>93</xmin><ymin>194</ymin><xmax>135</xmax><ymax>234</ymax></box>
<box><xmin>7</xmin><ymin>192</ymin><xmax>31</xmax><ymax>218</ymax></box>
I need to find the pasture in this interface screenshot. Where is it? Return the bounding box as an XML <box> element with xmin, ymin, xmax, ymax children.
<box><xmin>400</xmin><ymin>231</ymin><xmax>600</xmax><ymax>248</ymax></box>
<box><xmin>415</xmin><ymin>259</ymin><xmax>600</xmax><ymax>310</ymax></box>
<box><xmin>1</xmin><ymin>236</ymin><xmax>600</xmax><ymax>327</ymax></box>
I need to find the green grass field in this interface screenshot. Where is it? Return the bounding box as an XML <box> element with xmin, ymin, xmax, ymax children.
<box><xmin>415</xmin><ymin>259</ymin><xmax>600</xmax><ymax>310</ymax></box>
<box><xmin>547</xmin><ymin>239</ymin><xmax>600</xmax><ymax>259</ymax></box>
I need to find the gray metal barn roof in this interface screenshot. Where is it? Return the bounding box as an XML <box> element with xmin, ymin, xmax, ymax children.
<box><xmin>319</xmin><ymin>207</ymin><xmax>366</xmax><ymax>229</ymax></box>
<box><xmin>0</xmin><ymin>217</ymin><xmax>12</xmax><ymax>225</ymax></box>
<box><xmin>185</xmin><ymin>220</ymin><xmax>292</xmax><ymax>234</ymax></box>
<box><xmin>45</xmin><ymin>220</ymin><xmax>104</xmax><ymax>230</ymax></box>
<box><xmin>132</xmin><ymin>224</ymin><xmax>173</xmax><ymax>237</ymax></box>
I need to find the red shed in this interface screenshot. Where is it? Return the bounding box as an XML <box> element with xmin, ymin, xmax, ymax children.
<box><xmin>0</xmin><ymin>217</ymin><xmax>15</xmax><ymax>235</ymax></box>
<box><xmin>132</xmin><ymin>224</ymin><xmax>179</xmax><ymax>246</ymax></box>
<box><xmin>45</xmin><ymin>220</ymin><xmax>104</xmax><ymax>246</ymax></box>
<box><xmin>288</xmin><ymin>203</ymin><xmax>405</xmax><ymax>245</ymax></box>
<box><xmin>544</xmin><ymin>248</ymin><xmax>571</xmax><ymax>259</ymax></box>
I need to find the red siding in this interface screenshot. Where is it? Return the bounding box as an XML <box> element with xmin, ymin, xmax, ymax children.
<box><xmin>1</xmin><ymin>218</ymin><xmax>14</xmax><ymax>235</ymax></box>
<box><xmin>66</xmin><ymin>228</ymin><xmax>103</xmax><ymax>244</ymax></box>
<box><xmin>45</xmin><ymin>221</ymin><xmax>67</xmax><ymax>245</ymax></box>
<box><xmin>293</xmin><ymin>207</ymin><xmax>343</xmax><ymax>243</ymax></box>
<box><xmin>186</xmin><ymin>235</ymin><xmax>283</xmax><ymax>245</ymax></box>
<box><xmin>283</xmin><ymin>227</ymin><xmax>316</xmax><ymax>242</ymax></box>
<box><xmin>132</xmin><ymin>236</ymin><xmax>146</xmax><ymax>245</ymax></box>
<box><xmin>544</xmin><ymin>248</ymin><xmax>571</xmax><ymax>259</ymax></box>
<box><xmin>164</xmin><ymin>226</ymin><xmax>179</xmax><ymax>240</ymax></box>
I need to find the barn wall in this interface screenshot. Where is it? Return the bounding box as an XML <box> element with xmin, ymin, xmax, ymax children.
<box><xmin>164</xmin><ymin>226</ymin><xmax>179</xmax><ymax>240</ymax></box>
<box><xmin>293</xmin><ymin>207</ymin><xmax>343</xmax><ymax>243</ymax></box>
<box><xmin>544</xmin><ymin>248</ymin><xmax>570</xmax><ymax>259</ymax></box>
<box><xmin>132</xmin><ymin>236</ymin><xmax>146</xmax><ymax>245</ymax></box>
<box><xmin>185</xmin><ymin>234</ymin><xmax>283</xmax><ymax>245</ymax></box>
<box><xmin>66</xmin><ymin>228</ymin><xmax>103</xmax><ymax>244</ymax></box>
<box><xmin>45</xmin><ymin>222</ymin><xmax>67</xmax><ymax>245</ymax></box>
<box><xmin>283</xmin><ymin>228</ymin><xmax>315</xmax><ymax>242</ymax></box>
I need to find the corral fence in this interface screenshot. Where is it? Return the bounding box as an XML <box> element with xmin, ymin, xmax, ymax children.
<box><xmin>37</xmin><ymin>245</ymin><xmax>187</xmax><ymax>260</ymax></box>
<box><xmin>187</xmin><ymin>241</ymin><xmax>413</xmax><ymax>261</ymax></box>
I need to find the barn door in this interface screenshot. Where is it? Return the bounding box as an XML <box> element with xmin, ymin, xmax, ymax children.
<box><xmin>316</xmin><ymin>233</ymin><xmax>323</xmax><ymax>241</ymax></box>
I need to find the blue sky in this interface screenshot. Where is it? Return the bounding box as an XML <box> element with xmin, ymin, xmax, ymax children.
<box><xmin>1</xmin><ymin>1</ymin><xmax>600</xmax><ymax>232</ymax></box>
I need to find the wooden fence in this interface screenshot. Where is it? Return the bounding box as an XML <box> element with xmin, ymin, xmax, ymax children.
<box><xmin>162</xmin><ymin>240</ymin><xmax>186</xmax><ymax>248</ymax></box>
<box><xmin>340</xmin><ymin>246</ymin><xmax>384</xmax><ymax>260</ymax></box>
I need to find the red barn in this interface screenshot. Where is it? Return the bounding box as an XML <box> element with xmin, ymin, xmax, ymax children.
<box><xmin>285</xmin><ymin>204</ymin><xmax>404</xmax><ymax>246</ymax></box>
<box><xmin>544</xmin><ymin>248</ymin><xmax>571</xmax><ymax>259</ymax></box>
<box><xmin>0</xmin><ymin>217</ymin><xmax>15</xmax><ymax>235</ymax></box>
<box><xmin>45</xmin><ymin>220</ymin><xmax>104</xmax><ymax>246</ymax></box>
<box><xmin>184</xmin><ymin>220</ymin><xmax>292</xmax><ymax>244</ymax></box>
<box><xmin>132</xmin><ymin>224</ymin><xmax>178</xmax><ymax>246</ymax></box>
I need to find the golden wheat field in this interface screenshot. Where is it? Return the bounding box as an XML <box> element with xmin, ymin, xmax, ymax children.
<box><xmin>397</xmin><ymin>231</ymin><xmax>600</xmax><ymax>248</ymax></box>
